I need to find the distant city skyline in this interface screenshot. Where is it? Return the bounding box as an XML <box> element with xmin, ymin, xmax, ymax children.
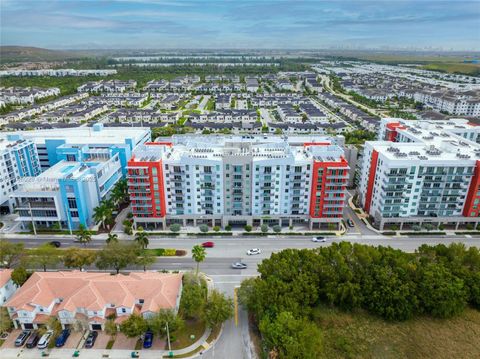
<box><xmin>1</xmin><ymin>0</ymin><xmax>479</xmax><ymax>51</ymax></box>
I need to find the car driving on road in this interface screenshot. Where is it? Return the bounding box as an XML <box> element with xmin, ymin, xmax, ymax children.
<box><xmin>246</xmin><ymin>248</ymin><xmax>261</xmax><ymax>255</ymax></box>
<box><xmin>231</xmin><ymin>262</ymin><xmax>247</xmax><ymax>269</ymax></box>
<box><xmin>347</xmin><ymin>219</ymin><xmax>355</xmax><ymax>227</ymax></box>
<box><xmin>201</xmin><ymin>241</ymin><xmax>214</xmax><ymax>248</ymax></box>
<box><xmin>311</xmin><ymin>236</ymin><xmax>327</xmax><ymax>242</ymax></box>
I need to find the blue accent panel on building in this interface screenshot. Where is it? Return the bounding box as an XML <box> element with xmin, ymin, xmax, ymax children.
<box><xmin>111</xmin><ymin>146</ymin><xmax>130</xmax><ymax>176</ymax></box>
<box><xmin>45</xmin><ymin>139</ymin><xmax>66</xmax><ymax>167</ymax></box>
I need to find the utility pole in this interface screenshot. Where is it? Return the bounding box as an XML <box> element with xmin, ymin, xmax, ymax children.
<box><xmin>28</xmin><ymin>202</ymin><xmax>37</xmax><ymax>236</ymax></box>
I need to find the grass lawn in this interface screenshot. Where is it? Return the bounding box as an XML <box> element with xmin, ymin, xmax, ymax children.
<box><xmin>0</xmin><ymin>339</ymin><xmax>5</xmax><ymax>347</ymax></box>
<box><xmin>106</xmin><ymin>337</ymin><xmax>115</xmax><ymax>349</ymax></box>
<box><xmin>421</xmin><ymin>63</ymin><xmax>480</xmax><ymax>76</ymax></box>
<box><xmin>315</xmin><ymin>306</ymin><xmax>480</xmax><ymax>359</ymax></box>
<box><xmin>169</xmin><ymin>318</ymin><xmax>206</xmax><ymax>350</ymax></box>
<box><xmin>206</xmin><ymin>325</ymin><xmax>221</xmax><ymax>343</ymax></box>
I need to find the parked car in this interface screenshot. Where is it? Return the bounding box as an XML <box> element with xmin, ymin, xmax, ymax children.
<box><xmin>15</xmin><ymin>330</ymin><xmax>31</xmax><ymax>347</ymax></box>
<box><xmin>246</xmin><ymin>248</ymin><xmax>261</xmax><ymax>255</ymax></box>
<box><xmin>143</xmin><ymin>331</ymin><xmax>153</xmax><ymax>349</ymax></box>
<box><xmin>55</xmin><ymin>329</ymin><xmax>71</xmax><ymax>347</ymax></box>
<box><xmin>25</xmin><ymin>331</ymin><xmax>40</xmax><ymax>348</ymax></box>
<box><xmin>49</xmin><ymin>241</ymin><xmax>61</xmax><ymax>248</ymax></box>
<box><xmin>84</xmin><ymin>331</ymin><xmax>98</xmax><ymax>348</ymax></box>
<box><xmin>231</xmin><ymin>262</ymin><xmax>247</xmax><ymax>269</ymax></box>
<box><xmin>347</xmin><ymin>219</ymin><xmax>355</xmax><ymax>228</ymax></box>
<box><xmin>201</xmin><ymin>241</ymin><xmax>215</xmax><ymax>248</ymax></box>
<box><xmin>37</xmin><ymin>330</ymin><xmax>54</xmax><ymax>349</ymax></box>
<box><xmin>311</xmin><ymin>236</ymin><xmax>327</xmax><ymax>242</ymax></box>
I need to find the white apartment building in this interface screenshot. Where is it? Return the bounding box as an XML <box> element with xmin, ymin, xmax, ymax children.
<box><xmin>127</xmin><ymin>135</ymin><xmax>349</xmax><ymax>230</ymax></box>
<box><xmin>358</xmin><ymin>118</ymin><xmax>480</xmax><ymax>230</ymax></box>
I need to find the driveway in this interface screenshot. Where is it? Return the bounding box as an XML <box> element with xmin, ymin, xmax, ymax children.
<box><xmin>1</xmin><ymin>329</ymin><xmax>23</xmax><ymax>349</ymax></box>
<box><xmin>112</xmin><ymin>333</ymin><xmax>138</xmax><ymax>349</ymax></box>
<box><xmin>63</xmin><ymin>331</ymin><xmax>83</xmax><ymax>349</ymax></box>
<box><xmin>90</xmin><ymin>332</ymin><xmax>111</xmax><ymax>349</ymax></box>
<box><xmin>149</xmin><ymin>337</ymin><xmax>166</xmax><ymax>350</ymax></box>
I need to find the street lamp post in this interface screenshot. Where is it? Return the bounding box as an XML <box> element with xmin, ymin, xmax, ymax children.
<box><xmin>28</xmin><ymin>202</ymin><xmax>37</xmax><ymax>236</ymax></box>
<box><xmin>166</xmin><ymin>322</ymin><xmax>173</xmax><ymax>357</ymax></box>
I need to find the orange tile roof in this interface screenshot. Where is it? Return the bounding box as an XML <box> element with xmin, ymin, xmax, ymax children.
<box><xmin>33</xmin><ymin>314</ymin><xmax>49</xmax><ymax>323</ymax></box>
<box><xmin>0</xmin><ymin>269</ymin><xmax>13</xmax><ymax>288</ymax></box>
<box><xmin>5</xmin><ymin>271</ymin><xmax>182</xmax><ymax>315</ymax></box>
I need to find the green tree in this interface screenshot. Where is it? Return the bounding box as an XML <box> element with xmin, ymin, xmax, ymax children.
<box><xmin>180</xmin><ymin>276</ymin><xmax>207</xmax><ymax>319</ymax></box>
<box><xmin>147</xmin><ymin>309</ymin><xmax>184</xmax><ymax>338</ymax></box>
<box><xmin>134</xmin><ymin>227</ymin><xmax>149</xmax><ymax>249</ymax></box>
<box><xmin>203</xmin><ymin>289</ymin><xmax>234</xmax><ymax>328</ymax></box>
<box><xmin>136</xmin><ymin>250</ymin><xmax>156</xmax><ymax>272</ymax></box>
<box><xmin>105</xmin><ymin>319</ymin><xmax>118</xmax><ymax>336</ymax></box>
<box><xmin>0</xmin><ymin>307</ymin><xmax>12</xmax><ymax>333</ymax></box>
<box><xmin>0</xmin><ymin>241</ymin><xmax>25</xmax><ymax>268</ymax></box>
<box><xmin>272</xmin><ymin>225</ymin><xmax>281</xmax><ymax>233</ymax></box>
<box><xmin>76</xmin><ymin>224</ymin><xmax>92</xmax><ymax>247</ymax></box>
<box><xmin>244</xmin><ymin>225</ymin><xmax>252</xmax><ymax>232</ymax></box>
<box><xmin>259</xmin><ymin>311</ymin><xmax>323</xmax><ymax>359</ymax></box>
<box><xmin>418</xmin><ymin>262</ymin><xmax>468</xmax><ymax>318</ymax></box>
<box><xmin>106</xmin><ymin>233</ymin><xmax>119</xmax><ymax>244</ymax></box>
<box><xmin>111</xmin><ymin>179</ymin><xmax>129</xmax><ymax>206</ymax></box>
<box><xmin>63</xmin><ymin>247</ymin><xmax>97</xmax><ymax>271</ymax></box>
<box><xmin>30</xmin><ymin>243</ymin><xmax>61</xmax><ymax>272</ymax></box>
<box><xmin>260</xmin><ymin>224</ymin><xmax>269</xmax><ymax>233</ymax></box>
<box><xmin>120</xmin><ymin>314</ymin><xmax>147</xmax><ymax>338</ymax></box>
<box><xmin>95</xmin><ymin>242</ymin><xmax>139</xmax><ymax>274</ymax></box>
<box><xmin>192</xmin><ymin>245</ymin><xmax>206</xmax><ymax>277</ymax></box>
<box><xmin>11</xmin><ymin>267</ymin><xmax>30</xmax><ymax>286</ymax></box>
<box><xmin>170</xmin><ymin>224</ymin><xmax>181</xmax><ymax>233</ymax></box>
<box><xmin>199</xmin><ymin>224</ymin><xmax>209</xmax><ymax>233</ymax></box>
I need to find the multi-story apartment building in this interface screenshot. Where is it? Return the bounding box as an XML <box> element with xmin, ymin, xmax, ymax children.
<box><xmin>8</xmin><ymin>123</ymin><xmax>150</xmax><ymax>173</ymax></box>
<box><xmin>10</xmin><ymin>144</ymin><xmax>123</xmax><ymax>230</ymax></box>
<box><xmin>127</xmin><ymin>135</ymin><xmax>349</xmax><ymax>230</ymax></box>
<box><xmin>358</xmin><ymin>118</ymin><xmax>480</xmax><ymax>230</ymax></box>
<box><xmin>5</xmin><ymin>271</ymin><xmax>182</xmax><ymax>330</ymax></box>
<box><xmin>0</xmin><ymin>134</ymin><xmax>41</xmax><ymax>213</ymax></box>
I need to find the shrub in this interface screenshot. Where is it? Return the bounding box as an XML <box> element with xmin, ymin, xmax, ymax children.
<box><xmin>244</xmin><ymin>225</ymin><xmax>253</xmax><ymax>232</ymax></box>
<box><xmin>170</xmin><ymin>224</ymin><xmax>181</xmax><ymax>233</ymax></box>
<box><xmin>164</xmin><ymin>248</ymin><xmax>177</xmax><ymax>256</ymax></box>
<box><xmin>390</xmin><ymin>224</ymin><xmax>399</xmax><ymax>231</ymax></box>
<box><xmin>175</xmin><ymin>249</ymin><xmax>187</xmax><ymax>256</ymax></box>
<box><xmin>272</xmin><ymin>225</ymin><xmax>281</xmax><ymax>233</ymax></box>
<box><xmin>260</xmin><ymin>224</ymin><xmax>269</xmax><ymax>233</ymax></box>
<box><xmin>225</xmin><ymin>225</ymin><xmax>232</xmax><ymax>231</ymax></box>
<box><xmin>127</xmin><ymin>212</ymin><xmax>134</xmax><ymax>219</ymax></box>
<box><xmin>213</xmin><ymin>226</ymin><xmax>220</xmax><ymax>232</ymax></box>
<box><xmin>289</xmin><ymin>225</ymin><xmax>293</xmax><ymax>230</ymax></box>
<box><xmin>439</xmin><ymin>224</ymin><xmax>445</xmax><ymax>230</ymax></box>
<box><xmin>199</xmin><ymin>224</ymin><xmax>209</xmax><ymax>233</ymax></box>
<box><xmin>466</xmin><ymin>224</ymin><xmax>474</xmax><ymax>230</ymax></box>
<box><xmin>412</xmin><ymin>225</ymin><xmax>422</xmax><ymax>231</ymax></box>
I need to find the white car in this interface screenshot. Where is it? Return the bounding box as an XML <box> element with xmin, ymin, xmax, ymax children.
<box><xmin>37</xmin><ymin>330</ymin><xmax>54</xmax><ymax>349</ymax></box>
<box><xmin>311</xmin><ymin>237</ymin><xmax>327</xmax><ymax>243</ymax></box>
<box><xmin>246</xmin><ymin>248</ymin><xmax>261</xmax><ymax>255</ymax></box>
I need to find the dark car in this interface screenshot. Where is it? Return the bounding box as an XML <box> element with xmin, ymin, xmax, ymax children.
<box><xmin>55</xmin><ymin>329</ymin><xmax>70</xmax><ymax>347</ymax></box>
<box><xmin>201</xmin><ymin>241</ymin><xmax>214</xmax><ymax>248</ymax></box>
<box><xmin>84</xmin><ymin>331</ymin><xmax>98</xmax><ymax>348</ymax></box>
<box><xmin>347</xmin><ymin>219</ymin><xmax>355</xmax><ymax>228</ymax></box>
<box><xmin>25</xmin><ymin>331</ymin><xmax>40</xmax><ymax>348</ymax></box>
<box><xmin>15</xmin><ymin>330</ymin><xmax>31</xmax><ymax>347</ymax></box>
<box><xmin>49</xmin><ymin>241</ymin><xmax>61</xmax><ymax>248</ymax></box>
<box><xmin>143</xmin><ymin>331</ymin><xmax>153</xmax><ymax>349</ymax></box>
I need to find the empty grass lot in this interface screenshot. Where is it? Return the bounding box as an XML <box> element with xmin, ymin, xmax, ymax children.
<box><xmin>315</xmin><ymin>306</ymin><xmax>480</xmax><ymax>359</ymax></box>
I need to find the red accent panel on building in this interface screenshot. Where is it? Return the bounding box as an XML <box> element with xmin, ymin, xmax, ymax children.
<box><xmin>463</xmin><ymin>160</ymin><xmax>480</xmax><ymax>217</ymax></box>
<box><xmin>309</xmin><ymin>156</ymin><xmax>349</xmax><ymax>218</ymax></box>
<box><xmin>127</xmin><ymin>156</ymin><xmax>167</xmax><ymax>218</ymax></box>
<box><xmin>364</xmin><ymin>150</ymin><xmax>379</xmax><ymax>214</ymax></box>
<box><xmin>385</xmin><ymin>122</ymin><xmax>407</xmax><ymax>142</ymax></box>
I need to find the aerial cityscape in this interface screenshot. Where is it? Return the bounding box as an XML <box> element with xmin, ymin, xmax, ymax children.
<box><xmin>0</xmin><ymin>1</ymin><xmax>479</xmax><ymax>359</ymax></box>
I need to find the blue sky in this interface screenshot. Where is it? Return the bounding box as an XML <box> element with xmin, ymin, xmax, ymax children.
<box><xmin>1</xmin><ymin>0</ymin><xmax>479</xmax><ymax>50</ymax></box>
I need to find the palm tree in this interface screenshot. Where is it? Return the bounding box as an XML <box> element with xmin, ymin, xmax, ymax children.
<box><xmin>111</xmin><ymin>179</ymin><xmax>128</xmax><ymax>206</ymax></box>
<box><xmin>134</xmin><ymin>227</ymin><xmax>149</xmax><ymax>249</ymax></box>
<box><xmin>106</xmin><ymin>233</ymin><xmax>118</xmax><ymax>244</ymax></box>
<box><xmin>192</xmin><ymin>245</ymin><xmax>206</xmax><ymax>277</ymax></box>
<box><xmin>93</xmin><ymin>203</ymin><xmax>109</xmax><ymax>230</ymax></box>
<box><xmin>76</xmin><ymin>224</ymin><xmax>92</xmax><ymax>247</ymax></box>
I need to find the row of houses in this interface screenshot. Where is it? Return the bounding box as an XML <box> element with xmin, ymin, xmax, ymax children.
<box><xmin>78</xmin><ymin>80</ymin><xmax>137</xmax><ymax>93</ymax></box>
<box><xmin>105</xmin><ymin>109</ymin><xmax>179</xmax><ymax>124</ymax></box>
<box><xmin>0</xmin><ymin>69</ymin><xmax>117</xmax><ymax>77</ymax></box>
<box><xmin>0</xmin><ymin>269</ymin><xmax>183</xmax><ymax>331</ymax></box>
<box><xmin>0</xmin><ymin>87</ymin><xmax>60</xmax><ymax>107</ymax></box>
